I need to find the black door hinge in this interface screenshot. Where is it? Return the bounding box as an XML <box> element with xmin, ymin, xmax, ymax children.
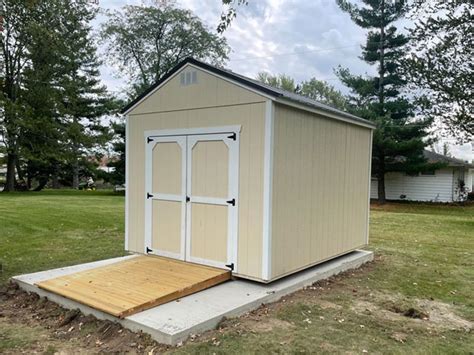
<box><xmin>225</xmin><ymin>263</ymin><xmax>234</xmax><ymax>271</ymax></box>
<box><xmin>227</xmin><ymin>132</ymin><xmax>236</xmax><ymax>141</ymax></box>
<box><xmin>147</xmin><ymin>137</ymin><xmax>154</xmax><ymax>143</ymax></box>
<box><xmin>147</xmin><ymin>192</ymin><xmax>153</xmax><ymax>199</ymax></box>
<box><xmin>226</xmin><ymin>198</ymin><xmax>235</xmax><ymax>206</ymax></box>
<box><xmin>146</xmin><ymin>247</ymin><xmax>152</xmax><ymax>253</ymax></box>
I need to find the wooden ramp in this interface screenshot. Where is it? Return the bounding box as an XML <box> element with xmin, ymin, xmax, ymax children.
<box><xmin>36</xmin><ymin>256</ymin><xmax>230</xmax><ymax>318</ymax></box>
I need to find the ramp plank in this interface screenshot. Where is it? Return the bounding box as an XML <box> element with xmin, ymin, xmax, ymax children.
<box><xmin>36</xmin><ymin>256</ymin><xmax>230</xmax><ymax>318</ymax></box>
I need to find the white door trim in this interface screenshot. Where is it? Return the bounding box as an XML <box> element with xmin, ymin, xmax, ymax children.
<box><xmin>145</xmin><ymin>135</ymin><xmax>187</xmax><ymax>260</ymax></box>
<box><xmin>186</xmin><ymin>133</ymin><xmax>240</xmax><ymax>271</ymax></box>
<box><xmin>144</xmin><ymin>125</ymin><xmax>241</xmax><ymax>139</ymax></box>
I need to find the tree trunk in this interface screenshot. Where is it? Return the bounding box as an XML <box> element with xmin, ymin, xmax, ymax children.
<box><xmin>377</xmin><ymin>173</ymin><xmax>386</xmax><ymax>204</ymax></box>
<box><xmin>52</xmin><ymin>173</ymin><xmax>60</xmax><ymax>189</ymax></box>
<box><xmin>33</xmin><ymin>177</ymin><xmax>48</xmax><ymax>191</ymax></box>
<box><xmin>4</xmin><ymin>153</ymin><xmax>17</xmax><ymax>192</ymax></box>
<box><xmin>72</xmin><ymin>158</ymin><xmax>79</xmax><ymax>189</ymax></box>
<box><xmin>52</xmin><ymin>161</ymin><xmax>60</xmax><ymax>189</ymax></box>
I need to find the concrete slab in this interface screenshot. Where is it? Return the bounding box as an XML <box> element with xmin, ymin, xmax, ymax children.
<box><xmin>13</xmin><ymin>250</ymin><xmax>373</xmax><ymax>345</ymax></box>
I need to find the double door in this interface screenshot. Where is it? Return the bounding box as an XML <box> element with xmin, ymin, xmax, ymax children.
<box><xmin>145</xmin><ymin>132</ymin><xmax>239</xmax><ymax>270</ymax></box>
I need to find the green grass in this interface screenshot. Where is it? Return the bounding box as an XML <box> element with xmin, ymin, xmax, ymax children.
<box><xmin>0</xmin><ymin>192</ymin><xmax>473</xmax><ymax>353</ymax></box>
<box><xmin>0</xmin><ymin>189</ymin><xmax>126</xmax><ymax>284</ymax></box>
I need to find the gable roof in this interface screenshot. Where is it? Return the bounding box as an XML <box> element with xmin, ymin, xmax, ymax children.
<box><xmin>424</xmin><ymin>150</ymin><xmax>474</xmax><ymax>168</ymax></box>
<box><xmin>121</xmin><ymin>58</ymin><xmax>375</xmax><ymax>129</ymax></box>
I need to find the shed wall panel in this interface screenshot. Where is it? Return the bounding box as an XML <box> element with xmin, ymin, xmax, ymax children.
<box><xmin>128</xmin><ymin>102</ymin><xmax>266</xmax><ymax>280</ymax></box>
<box><xmin>370</xmin><ymin>169</ymin><xmax>455</xmax><ymax>202</ymax></box>
<box><xmin>270</xmin><ymin>104</ymin><xmax>371</xmax><ymax>279</ymax></box>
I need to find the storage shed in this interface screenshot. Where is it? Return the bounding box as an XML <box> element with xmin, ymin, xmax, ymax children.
<box><xmin>122</xmin><ymin>58</ymin><xmax>375</xmax><ymax>283</ymax></box>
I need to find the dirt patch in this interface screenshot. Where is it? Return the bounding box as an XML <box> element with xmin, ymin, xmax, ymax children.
<box><xmin>416</xmin><ymin>299</ymin><xmax>473</xmax><ymax>331</ymax></box>
<box><xmin>352</xmin><ymin>291</ymin><xmax>473</xmax><ymax>332</ymax></box>
<box><xmin>0</xmin><ymin>282</ymin><xmax>168</xmax><ymax>354</ymax></box>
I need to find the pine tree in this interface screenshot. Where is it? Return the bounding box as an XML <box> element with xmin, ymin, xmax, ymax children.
<box><xmin>336</xmin><ymin>0</ymin><xmax>435</xmax><ymax>203</ymax></box>
<box><xmin>19</xmin><ymin>0</ymin><xmax>65</xmax><ymax>190</ymax></box>
<box><xmin>56</xmin><ymin>0</ymin><xmax>115</xmax><ymax>189</ymax></box>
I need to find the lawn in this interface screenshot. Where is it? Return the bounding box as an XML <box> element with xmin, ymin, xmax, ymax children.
<box><xmin>0</xmin><ymin>191</ymin><xmax>473</xmax><ymax>353</ymax></box>
<box><xmin>0</xmin><ymin>190</ymin><xmax>126</xmax><ymax>284</ymax></box>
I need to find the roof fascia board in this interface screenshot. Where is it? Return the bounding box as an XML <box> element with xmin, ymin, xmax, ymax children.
<box><xmin>275</xmin><ymin>97</ymin><xmax>376</xmax><ymax>130</ymax></box>
<box><xmin>123</xmin><ymin>64</ymin><xmax>188</xmax><ymax>115</ymax></box>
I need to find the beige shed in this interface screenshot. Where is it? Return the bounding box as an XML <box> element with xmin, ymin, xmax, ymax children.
<box><xmin>122</xmin><ymin>58</ymin><xmax>375</xmax><ymax>283</ymax></box>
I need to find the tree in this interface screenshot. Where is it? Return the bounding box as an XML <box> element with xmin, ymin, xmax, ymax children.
<box><xmin>406</xmin><ymin>1</ymin><xmax>473</xmax><ymax>141</ymax></box>
<box><xmin>56</xmin><ymin>1</ymin><xmax>115</xmax><ymax>189</ymax></box>
<box><xmin>256</xmin><ymin>73</ymin><xmax>348</xmax><ymax>110</ymax></box>
<box><xmin>0</xmin><ymin>0</ymin><xmax>35</xmax><ymax>191</ymax></box>
<box><xmin>256</xmin><ymin>72</ymin><xmax>297</xmax><ymax>92</ymax></box>
<box><xmin>336</xmin><ymin>0</ymin><xmax>436</xmax><ymax>203</ymax></box>
<box><xmin>19</xmin><ymin>5</ymin><xmax>64</xmax><ymax>190</ymax></box>
<box><xmin>299</xmin><ymin>78</ymin><xmax>348</xmax><ymax>111</ymax></box>
<box><xmin>217</xmin><ymin>0</ymin><xmax>248</xmax><ymax>33</ymax></box>
<box><xmin>1</xmin><ymin>0</ymin><xmax>115</xmax><ymax>191</ymax></box>
<box><xmin>106</xmin><ymin>120</ymin><xmax>126</xmax><ymax>186</ymax></box>
<box><xmin>101</xmin><ymin>5</ymin><xmax>230</xmax><ymax>97</ymax></box>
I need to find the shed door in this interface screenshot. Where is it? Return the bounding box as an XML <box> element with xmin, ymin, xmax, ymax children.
<box><xmin>145</xmin><ymin>131</ymin><xmax>239</xmax><ymax>271</ymax></box>
<box><xmin>186</xmin><ymin>134</ymin><xmax>239</xmax><ymax>270</ymax></box>
<box><xmin>145</xmin><ymin>136</ymin><xmax>186</xmax><ymax>260</ymax></box>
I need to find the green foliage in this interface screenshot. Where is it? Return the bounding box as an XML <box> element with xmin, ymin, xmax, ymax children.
<box><xmin>101</xmin><ymin>5</ymin><xmax>230</xmax><ymax>98</ymax></box>
<box><xmin>0</xmin><ymin>0</ymin><xmax>37</xmax><ymax>191</ymax></box>
<box><xmin>336</xmin><ymin>0</ymin><xmax>436</xmax><ymax>202</ymax></box>
<box><xmin>256</xmin><ymin>72</ymin><xmax>348</xmax><ymax>110</ymax></box>
<box><xmin>0</xmin><ymin>0</ymin><xmax>117</xmax><ymax>191</ymax></box>
<box><xmin>299</xmin><ymin>78</ymin><xmax>349</xmax><ymax>110</ymax></box>
<box><xmin>406</xmin><ymin>1</ymin><xmax>473</xmax><ymax>141</ymax></box>
<box><xmin>105</xmin><ymin>121</ymin><xmax>126</xmax><ymax>185</ymax></box>
<box><xmin>256</xmin><ymin>72</ymin><xmax>297</xmax><ymax>92</ymax></box>
<box><xmin>217</xmin><ymin>0</ymin><xmax>248</xmax><ymax>33</ymax></box>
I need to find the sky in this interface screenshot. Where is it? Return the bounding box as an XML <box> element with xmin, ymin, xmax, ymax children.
<box><xmin>96</xmin><ymin>0</ymin><xmax>472</xmax><ymax>162</ymax></box>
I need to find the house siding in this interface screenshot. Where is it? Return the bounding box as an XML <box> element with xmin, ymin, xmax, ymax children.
<box><xmin>370</xmin><ymin>168</ymin><xmax>455</xmax><ymax>202</ymax></box>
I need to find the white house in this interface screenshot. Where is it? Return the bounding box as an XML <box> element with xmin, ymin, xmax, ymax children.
<box><xmin>371</xmin><ymin>150</ymin><xmax>474</xmax><ymax>202</ymax></box>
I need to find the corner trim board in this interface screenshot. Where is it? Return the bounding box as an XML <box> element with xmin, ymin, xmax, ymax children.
<box><xmin>262</xmin><ymin>100</ymin><xmax>274</xmax><ymax>281</ymax></box>
<box><xmin>366</xmin><ymin>129</ymin><xmax>373</xmax><ymax>245</ymax></box>
<box><xmin>124</xmin><ymin>115</ymin><xmax>130</xmax><ymax>251</ymax></box>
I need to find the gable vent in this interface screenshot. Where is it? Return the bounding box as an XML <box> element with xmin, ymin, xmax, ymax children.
<box><xmin>180</xmin><ymin>70</ymin><xmax>197</xmax><ymax>86</ymax></box>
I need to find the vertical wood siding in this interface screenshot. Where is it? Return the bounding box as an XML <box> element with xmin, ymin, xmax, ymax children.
<box><xmin>270</xmin><ymin>104</ymin><xmax>372</xmax><ymax>280</ymax></box>
<box><xmin>127</xmin><ymin>67</ymin><xmax>266</xmax><ymax>280</ymax></box>
<box><xmin>370</xmin><ymin>169</ymin><xmax>455</xmax><ymax>202</ymax></box>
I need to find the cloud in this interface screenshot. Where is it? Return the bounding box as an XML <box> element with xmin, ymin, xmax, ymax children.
<box><xmin>98</xmin><ymin>0</ymin><xmax>370</xmax><ymax>92</ymax></box>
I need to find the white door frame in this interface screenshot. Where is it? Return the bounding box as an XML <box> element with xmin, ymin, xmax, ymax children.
<box><xmin>144</xmin><ymin>136</ymin><xmax>187</xmax><ymax>260</ymax></box>
<box><xmin>186</xmin><ymin>133</ymin><xmax>239</xmax><ymax>271</ymax></box>
<box><xmin>144</xmin><ymin>126</ymin><xmax>240</xmax><ymax>272</ymax></box>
